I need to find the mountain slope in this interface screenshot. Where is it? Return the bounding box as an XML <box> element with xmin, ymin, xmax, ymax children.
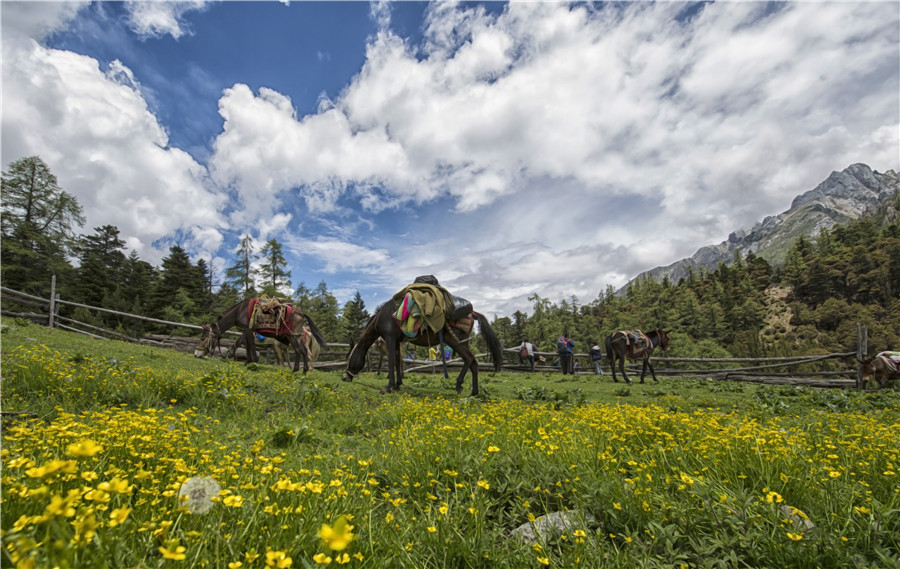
<box><xmin>633</xmin><ymin>163</ymin><xmax>900</xmax><ymax>286</ymax></box>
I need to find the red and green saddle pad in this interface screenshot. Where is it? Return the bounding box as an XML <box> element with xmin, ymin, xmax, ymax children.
<box><xmin>618</xmin><ymin>330</ymin><xmax>651</xmax><ymax>358</ymax></box>
<box><xmin>247</xmin><ymin>298</ymin><xmax>294</xmax><ymax>336</ymax></box>
<box><xmin>450</xmin><ymin>314</ymin><xmax>474</xmax><ymax>335</ymax></box>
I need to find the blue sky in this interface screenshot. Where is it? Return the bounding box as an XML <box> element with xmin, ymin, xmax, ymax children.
<box><xmin>3</xmin><ymin>1</ymin><xmax>898</xmax><ymax>317</ymax></box>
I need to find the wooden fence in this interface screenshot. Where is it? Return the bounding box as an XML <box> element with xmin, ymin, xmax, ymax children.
<box><xmin>0</xmin><ymin>283</ymin><xmax>875</xmax><ymax>388</ymax></box>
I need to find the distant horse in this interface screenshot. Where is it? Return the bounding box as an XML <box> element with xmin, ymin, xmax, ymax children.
<box><xmin>342</xmin><ymin>300</ymin><xmax>502</xmax><ymax>396</ymax></box>
<box><xmin>858</xmin><ymin>352</ymin><xmax>900</xmax><ymax>389</ymax></box>
<box><xmin>194</xmin><ymin>299</ymin><xmax>326</xmax><ymax>373</ymax></box>
<box><xmin>230</xmin><ymin>327</ymin><xmax>320</xmax><ymax>368</ymax></box>
<box><xmin>367</xmin><ymin>337</ymin><xmax>391</xmax><ymax>375</ymax></box>
<box><xmin>604</xmin><ymin>329</ymin><xmax>670</xmax><ymax>384</ymax></box>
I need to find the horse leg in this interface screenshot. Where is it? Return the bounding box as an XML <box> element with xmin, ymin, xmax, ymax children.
<box><xmin>245</xmin><ymin>330</ymin><xmax>259</xmax><ymax>364</ymax></box>
<box><xmin>639</xmin><ymin>357</ymin><xmax>648</xmax><ymax>384</ymax></box>
<box><xmin>288</xmin><ymin>336</ymin><xmax>308</xmax><ymax>373</ymax></box>
<box><xmin>647</xmin><ymin>358</ymin><xmax>659</xmax><ymax>383</ymax></box>
<box><xmin>619</xmin><ymin>356</ymin><xmax>631</xmax><ymax>385</ymax></box>
<box><xmin>445</xmin><ymin>332</ymin><xmax>477</xmax><ymax>396</ymax></box>
<box><xmin>383</xmin><ymin>339</ymin><xmax>400</xmax><ymax>394</ymax></box>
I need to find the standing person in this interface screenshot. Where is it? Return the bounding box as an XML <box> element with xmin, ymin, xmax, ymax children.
<box><xmin>428</xmin><ymin>346</ymin><xmax>438</xmax><ymax>361</ymax></box>
<box><xmin>517</xmin><ymin>338</ymin><xmax>536</xmax><ymax>371</ymax></box>
<box><xmin>589</xmin><ymin>339</ymin><xmax>605</xmax><ymax>375</ymax></box>
<box><xmin>557</xmin><ymin>332</ymin><xmax>574</xmax><ymax>375</ymax></box>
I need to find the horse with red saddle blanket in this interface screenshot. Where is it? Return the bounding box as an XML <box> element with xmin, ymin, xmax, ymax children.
<box><xmin>604</xmin><ymin>329</ymin><xmax>670</xmax><ymax>384</ymax></box>
<box><xmin>194</xmin><ymin>297</ymin><xmax>326</xmax><ymax>373</ymax></box>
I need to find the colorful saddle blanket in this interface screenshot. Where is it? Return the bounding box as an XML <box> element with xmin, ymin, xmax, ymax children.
<box><xmin>619</xmin><ymin>330</ymin><xmax>651</xmax><ymax>358</ymax></box>
<box><xmin>394</xmin><ymin>293</ymin><xmax>423</xmax><ymax>338</ymax></box>
<box><xmin>248</xmin><ymin>297</ymin><xmax>294</xmax><ymax>336</ymax></box>
<box><xmin>875</xmin><ymin>352</ymin><xmax>900</xmax><ymax>374</ymax></box>
<box><xmin>391</xmin><ymin>283</ymin><xmax>456</xmax><ymax>338</ymax></box>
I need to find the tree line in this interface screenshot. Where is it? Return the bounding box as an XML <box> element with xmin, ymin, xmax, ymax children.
<box><xmin>489</xmin><ymin>192</ymin><xmax>900</xmax><ymax>361</ymax></box>
<box><xmin>3</xmin><ymin>155</ymin><xmax>898</xmax><ymax>360</ymax></box>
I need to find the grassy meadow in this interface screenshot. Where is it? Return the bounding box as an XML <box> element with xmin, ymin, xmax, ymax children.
<box><xmin>1</xmin><ymin>318</ymin><xmax>899</xmax><ymax>568</ymax></box>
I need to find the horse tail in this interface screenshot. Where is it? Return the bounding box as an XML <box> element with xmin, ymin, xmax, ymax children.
<box><xmin>604</xmin><ymin>334</ymin><xmax>614</xmax><ymax>362</ymax></box>
<box><xmin>304</xmin><ymin>313</ymin><xmax>328</xmax><ymax>349</ymax></box>
<box><xmin>474</xmin><ymin>312</ymin><xmax>503</xmax><ymax>372</ymax></box>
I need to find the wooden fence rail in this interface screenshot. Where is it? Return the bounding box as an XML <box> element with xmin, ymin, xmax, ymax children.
<box><xmin>0</xmin><ymin>284</ymin><xmax>876</xmax><ymax>388</ymax></box>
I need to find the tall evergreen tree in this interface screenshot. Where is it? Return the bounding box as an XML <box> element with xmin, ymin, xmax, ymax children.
<box><xmin>1</xmin><ymin>156</ymin><xmax>84</xmax><ymax>294</ymax></box>
<box><xmin>301</xmin><ymin>281</ymin><xmax>340</xmax><ymax>342</ymax></box>
<box><xmin>73</xmin><ymin>225</ymin><xmax>127</xmax><ymax>307</ymax></box>
<box><xmin>225</xmin><ymin>235</ymin><xmax>257</xmax><ymax>297</ymax></box>
<box><xmin>256</xmin><ymin>238</ymin><xmax>292</xmax><ymax>297</ymax></box>
<box><xmin>150</xmin><ymin>245</ymin><xmax>204</xmax><ymax>327</ymax></box>
<box><xmin>341</xmin><ymin>291</ymin><xmax>370</xmax><ymax>340</ymax></box>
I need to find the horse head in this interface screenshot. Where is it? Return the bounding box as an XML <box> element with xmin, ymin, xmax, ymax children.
<box><xmin>657</xmin><ymin>330</ymin><xmax>671</xmax><ymax>352</ymax></box>
<box><xmin>194</xmin><ymin>323</ymin><xmax>218</xmax><ymax>358</ymax></box>
<box><xmin>342</xmin><ymin>334</ymin><xmax>365</xmax><ymax>382</ymax></box>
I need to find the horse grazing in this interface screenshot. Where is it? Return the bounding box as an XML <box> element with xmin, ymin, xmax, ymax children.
<box><xmin>230</xmin><ymin>327</ymin><xmax>320</xmax><ymax>368</ymax></box>
<box><xmin>604</xmin><ymin>329</ymin><xmax>670</xmax><ymax>384</ymax></box>
<box><xmin>342</xmin><ymin>300</ymin><xmax>502</xmax><ymax>396</ymax></box>
<box><xmin>858</xmin><ymin>352</ymin><xmax>900</xmax><ymax>389</ymax></box>
<box><xmin>194</xmin><ymin>299</ymin><xmax>326</xmax><ymax>373</ymax></box>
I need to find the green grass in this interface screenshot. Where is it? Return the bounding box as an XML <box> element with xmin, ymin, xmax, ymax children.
<box><xmin>2</xmin><ymin>318</ymin><xmax>899</xmax><ymax>568</ymax></box>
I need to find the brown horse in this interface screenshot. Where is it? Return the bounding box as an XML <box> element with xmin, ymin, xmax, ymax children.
<box><xmin>342</xmin><ymin>299</ymin><xmax>502</xmax><ymax>396</ymax></box>
<box><xmin>230</xmin><ymin>327</ymin><xmax>320</xmax><ymax>368</ymax></box>
<box><xmin>194</xmin><ymin>299</ymin><xmax>326</xmax><ymax>373</ymax></box>
<box><xmin>858</xmin><ymin>352</ymin><xmax>899</xmax><ymax>389</ymax></box>
<box><xmin>604</xmin><ymin>329</ymin><xmax>670</xmax><ymax>384</ymax></box>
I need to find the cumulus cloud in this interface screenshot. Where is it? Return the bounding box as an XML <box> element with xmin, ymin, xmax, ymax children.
<box><xmin>3</xmin><ymin>1</ymin><xmax>897</xmax><ymax>318</ymax></box>
<box><xmin>124</xmin><ymin>0</ymin><xmax>209</xmax><ymax>39</ymax></box>
<box><xmin>1</xmin><ymin>1</ymin><xmax>89</xmax><ymax>40</ymax></box>
<box><xmin>207</xmin><ymin>1</ymin><xmax>897</xmax><ymax>315</ymax></box>
<box><xmin>1</xmin><ymin>28</ymin><xmax>227</xmax><ymax>265</ymax></box>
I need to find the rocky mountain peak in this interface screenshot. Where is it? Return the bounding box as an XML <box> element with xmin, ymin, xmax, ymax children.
<box><xmin>627</xmin><ymin>163</ymin><xmax>899</xmax><ymax>290</ymax></box>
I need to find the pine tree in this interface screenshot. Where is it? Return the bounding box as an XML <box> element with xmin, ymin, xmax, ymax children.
<box><xmin>1</xmin><ymin>156</ymin><xmax>84</xmax><ymax>294</ymax></box>
<box><xmin>256</xmin><ymin>238</ymin><xmax>292</xmax><ymax>297</ymax></box>
<box><xmin>73</xmin><ymin>225</ymin><xmax>127</xmax><ymax>307</ymax></box>
<box><xmin>225</xmin><ymin>235</ymin><xmax>257</xmax><ymax>297</ymax></box>
<box><xmin>341</xmin><ymin>291</ymin><xmax>370</xmax><ymax>340</ymax></box>
<box><xmin>150</xmin><ymin>245</ymin><xmax>203</xmax><ymax>327</ymax></box>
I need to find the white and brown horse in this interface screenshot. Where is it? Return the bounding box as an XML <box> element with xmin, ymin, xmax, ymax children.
<box><xmin>194</xmin><ymin>298</ymin><xmax>326</xmax><ymax>373</ymax></box>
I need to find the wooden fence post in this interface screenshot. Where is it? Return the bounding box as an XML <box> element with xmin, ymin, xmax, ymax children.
<box><xmin>856</xmin><ymin>323</ymin><xmax>868</xmax><ymax>389</ymax></box>
<box><xmin>49</xmin><ymin>274</ymin><xmax>56</xmax><ymax>328</ymax></box>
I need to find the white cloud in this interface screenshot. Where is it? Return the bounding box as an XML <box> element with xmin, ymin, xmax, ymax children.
<box><xmin>0</xmin><ymin>1</ymin><xmax>89</xmax><ymax>40</ymax></box>
<box><xmin>124</xmin><ymin>0</ymin><xmax>209</xmax><ymax>39</ymax></box>
<box><xmin>1</xmin><ymin>32</ymin><xmax>227</xmax><ymax>265</ymax></box>
<box><xmin>3</xmin><ymin>1</ymin><xmax>897</xmax><ymax>319</ymax></box>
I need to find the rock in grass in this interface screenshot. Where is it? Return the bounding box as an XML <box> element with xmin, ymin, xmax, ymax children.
<box><xmin>512</xmin><ymin>510</ymin><xmax>597</xmax><ymax>544</ymax></box>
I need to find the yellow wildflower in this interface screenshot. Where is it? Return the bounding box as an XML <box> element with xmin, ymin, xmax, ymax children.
<box><xmin>160</xmin><ymin>541</ymin><xmax>187</xmax><ymax>560</ymax></box>
<box><xmin>313</xmin><ymin>553</ymin><xmax>332</xmax><ymax>565</ymax></box>
<box><xmin>265</xmin><ymin>549</ymin><xmax>292</xmax><ymax>568</ymax></box>
<box><xmin>318</xmin><ymin>515</ymin><xmax>354</xmax><ymax>551</ymax></box>
<box><xmin>66</xmin><ymin>439</ymin><xmax>103</xmax><ymax>458</ymax></box>
<box><xmin>109</xmin><ymin>507</ymin><xmax>132</xmax><ymax>527</ymax></box>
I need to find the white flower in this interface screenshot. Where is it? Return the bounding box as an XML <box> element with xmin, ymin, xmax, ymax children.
<box><xmin>178</xmin><ymin>476</ymin><xmax>221</xmax><ymax>514</ymax></box>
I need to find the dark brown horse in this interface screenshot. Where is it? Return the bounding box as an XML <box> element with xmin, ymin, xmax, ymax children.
<box><xmin>604</xmin><ymin>329</ymin><xmax>670</xmax><ymax>384</ymax></box>
<box><xmin>194</xmin><ymin>299</ymin><xmax>326</xmax><ymax>373</ymax></box>
<box><xmin>858</xmin><ymin>352</ymin><xmax>899</xmax><ymax>389</ymax></box>
<box><xmin>342</xmin><ymin>299</ymin><xmax>502</xmax><ymax>396</ymax></box>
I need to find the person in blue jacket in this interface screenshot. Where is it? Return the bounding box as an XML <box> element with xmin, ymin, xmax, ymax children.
<box><xmin>557</xmin><ymin>332</ymin><xmax>575</xmax><ymax>375</ymax></box>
